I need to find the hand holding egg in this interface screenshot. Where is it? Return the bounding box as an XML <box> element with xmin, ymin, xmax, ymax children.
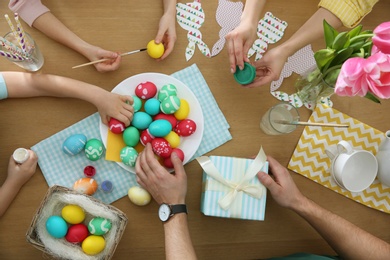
<box><xmin>146</xmin><ymin>40</ymin><xmax>165</xmax><ymax>59</ymax></box>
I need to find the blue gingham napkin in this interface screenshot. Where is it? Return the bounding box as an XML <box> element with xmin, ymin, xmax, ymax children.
<box><xmin>32</xmin><ymin>64</ymin><xmax>232</xmax><ymax>204</ymax></box>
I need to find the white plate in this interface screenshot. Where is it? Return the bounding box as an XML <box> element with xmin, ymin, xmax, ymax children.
<box><xmin>99</xmin><ymin>73</ymin><xmax>204</xmax><ymax>173</ymax></box>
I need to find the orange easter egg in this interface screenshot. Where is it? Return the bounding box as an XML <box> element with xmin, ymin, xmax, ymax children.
<box><xmin>73</xmin><ymin>178</ymin><xmax>98</xmax><ymax>195</ymax></box>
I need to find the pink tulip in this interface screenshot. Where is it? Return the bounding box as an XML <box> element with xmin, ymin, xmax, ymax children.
<box><xmin>335</xmin><ymin>57</ymin><xmax>368</xmax><ymax>97</ymax></box>
<box><xmin>365</xmin><ymin>52</ymin><xmax>390</xmax><ymax>99</ymax></box>
<box><xmin>373</xmin><ymin>21</ymin><xmax>390</xmax><ymax>55</ymax></box>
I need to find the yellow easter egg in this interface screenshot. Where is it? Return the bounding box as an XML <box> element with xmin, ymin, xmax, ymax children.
<box><xmin>61</xmin><ymin>204</ymin><xmax>85</xmax><ymax>224</ymax></box>
<box><xmin>82</xmin><ymin>235</ymin><xmax>106</xmax><ymax>255</ymax></box>
<box><xmin>174</xmin><ymin>99</ymin><xmax>190</xmax><ymax>120</ymax></box>
<box><xmin>147</xmin><ymin>40</ymin><xmax>165</xmax><ymax>59</ymax></box>
<box><xmin>164</xmin><ymin>131</ymin><xmax>180</xmax><ymax>148</ymax></box>
<box><xmin>128</xmin><ymin>186</ymin><xmax>152</xmax><ymax>206</ymax></box>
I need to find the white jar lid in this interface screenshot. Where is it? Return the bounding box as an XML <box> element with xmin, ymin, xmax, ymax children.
<box><xmin>13</xmin><ymin>148</ymin><xmax>29</xmax><ymax>164</ymax></box>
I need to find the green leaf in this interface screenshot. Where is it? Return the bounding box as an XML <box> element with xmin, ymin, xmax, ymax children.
<box><xmin>349</xmin><ymin>40</ymin><xmax>366</xmax><ymax>52</ymax></box>
<box><xmin>347</xmin><ymin>25</ymin><xmax>362</xmax><ymax>38</ymax></box>
<box><xmin>323</xmin><ymin>68</ymin><xmax>341</xmax><ymax>86</ymax></box>
<box><xmin>329</xmin><ymin>47</ymin><xmax>354</xmax><ymax>67</ymax></box>
<box><xmin>362</xmin><ymin>41</ymin><xmax>373</xmax><ymax>57</ymax></box>
<box><xmin>332</xmin><ymin>32</ymin><xmax>350</xmax><ymax>51</ymax></box>
<box><xmin>314</xmin><ymin>49</ymin><xmax>336</xmax><ymax>71</ymax></box>
<box><xmin>323</xmin><ymin>20</ymin><xmax>338</xmax><ymax>48</ymax></box>
<box><xmin>365</xmin><ymin>92</ymin><xmax>381</xmax><ymax>104</ymax></box>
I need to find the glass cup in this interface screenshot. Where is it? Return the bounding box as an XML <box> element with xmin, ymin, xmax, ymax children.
<box><xmin>0</xmin><ymin>32</ymin><xmax>44</xmax><ymax>71</ymax></box>
<box><xmin>260</xmin><ymin>102</ymin><xmax>300</xmax><ymax>135</ymax></box>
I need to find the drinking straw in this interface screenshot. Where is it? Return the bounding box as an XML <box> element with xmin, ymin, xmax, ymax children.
<box><xmin>0</xmin><ymin>37</ymin><xmax>25</xmax><ymax>58</ymax></box>
<box><xmin>4</xmin><ymin>14</ymin><xmax>18</xmax><ymax>39</ymax></box>
<box><xmin>0</xmin><ymin>50</ymin><xmax>24</xmax><ymax>61</ymax></box>
<box><xmin>14</xmin><ymin>13</ymin><xmax>28</xmax><ymax>54</ymax></box>
<box><xmin>273</xmin><ymin>119</ymin><xmax>349</xmax><ymax>128</ymax></box>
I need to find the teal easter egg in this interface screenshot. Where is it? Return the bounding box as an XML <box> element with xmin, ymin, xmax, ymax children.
<box><xmin>131</xmin><ymin>112</ymin><xmax>153</xmax><ymax>130</ymax></box>
<box><xmin>85</xmin><ymin>139</ymin><xmax>104</xmax><ymax>161</ymax></box>
<box><xmin>148</xmin><ymin>119</ymin><xmax>172</xmax><ymax>137</ymax></box>
<box><xmin>144</xmin><ymin>98</ymin><xmax>161</xmax><ymax>116</ymax></box>
<box><xmin>62</xmin><ymin>134</ymin><xmax>87</xmax><ymax>155</ymax></box>
<box><xmin>120</xmin><ymin>146</ymin><xmax>138</xmax><ymax>167</ymax></box>
<box><xmin>160</xmin><ymin>96</ymin><xmax>181</xmax><ymax>114</ymax></box>
<box><xmin>88</xmin><ymin>217</ymin><xmax>112</xmax><ymax>235</ymax></box>
<box><xmin>123</xmin><ymin>126</ymin><xmax>140</xmax><ymax>147</ymax></box>
<box><xmin>158</xmin><ymin>84</ymin><xmax>177</xmax><ymax>102</ymax></box>
<box><xmin>132</xmin><ymin>95</ymin><xmax>142</xmax><ymax>112</ymax></box>
<box><xmin>46</xmin><ymin>216</ymin><xmax>68</xmax><ymax>238</ymax></box>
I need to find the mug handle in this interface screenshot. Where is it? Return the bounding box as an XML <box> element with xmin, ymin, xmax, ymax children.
<box><xmin>325</xmin><ymin>146</ymin><xmax>337</xmax><ymax>160</ymax></box>
<box><xmin>337</xmin><ymin>140</ymin><xmax>353</xmax><ymax>154</ymax></box>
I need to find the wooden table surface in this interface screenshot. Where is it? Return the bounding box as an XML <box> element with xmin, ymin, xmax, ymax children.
<box><xmin>1</xmin><ymin>1</ymin><xmax>390</xmax><ymax>259</ymax></box>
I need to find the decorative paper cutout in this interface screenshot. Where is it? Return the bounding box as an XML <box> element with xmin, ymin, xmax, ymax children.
<box><xmin>176</xmin><ymin>0</ymin><xmax>211</xmax><ymax>61</ymax></box>
<box><xmin>211</xmin><ymin>0</ymin><xmax>243</xmax><ymax>57</ymax></box>
<box><xmin>247</xmin><ymin>12</ymin><xmax>288</xmax><ymax>61</ymax></box>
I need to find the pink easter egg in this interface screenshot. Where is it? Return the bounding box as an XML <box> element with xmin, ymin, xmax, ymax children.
<box><xmin>151</xmin><ymin>138</ymin><xmax>172</xmax><ymax>158</ymax></box>
<box><xmin>140</xmin><ymin>129</ymin><xmax>155</xmax><ymax>146</ymax></box>
<box><xmin>174</xmin><ymin>119</ymin><xmax>197</xmax><ymax>137</ymax></box>
<box><xmin>109</xmin><ymin>118</ymin><xmax>125</xmax><ymax>134</ymax></box>
<box><xmin>135</xmin><ymin>81</ymin><xmax>157</xmax><ymax>100</ymax></box>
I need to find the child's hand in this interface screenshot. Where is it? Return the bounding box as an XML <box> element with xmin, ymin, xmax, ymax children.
<box><xmin>7</xmin><ymin>150</ymin><xmax>38</xmax><ymax>189</ymax></box>
<box><xmin>155</xmin><ymin>9</ymin><xmax>177</xmax><ymax>60</ymax></box>
<box><xmin>86</xmin><ymin>46</ymin><xmax>122</xmax><ymax>72</ymax></box>
<box><xmin>98</xmin><ymin>93</ymin><xmax>134</xmax><ymax>127</ymax></box>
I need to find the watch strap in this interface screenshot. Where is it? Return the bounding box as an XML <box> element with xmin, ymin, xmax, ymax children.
<box><xmin>171</xmin><ymin>204</ymin><xmax>187</xmax><ymax>215</ymax></box>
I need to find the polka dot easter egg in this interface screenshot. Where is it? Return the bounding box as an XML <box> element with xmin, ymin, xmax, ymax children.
<box><xmin>160</xmin><ymin>95</ymin><xmax>181</xmax><ymax>114</ymax></box>
<box><xmin>120</xmin><ymin>146</ymin><xmax>138</xmax><ymax>167</ymax></box>
<box><xmin>109</xmin><ymin>118</ymin><xmax>126</xmax><ymax>134</ymax></box>
<box><xmin>158</xmin><ymin>84</ymin><xmax>177</xmax><ymax>102</ymax></box>
<box><xmin>62</xmin><ymin>134</ymin><xmax>87</xmax><ymax>155</ymax></box>
<box><xmin>175</xmin><ymin>119</ymin><xmax>197</xmax><ymax>137</ymax></box>
<box><xmin>140</xmin><ymin>129</ymin><xmax>155</xmax><ymax>146</ymax></box>
<box><xmin>73</xmin><ymin>178</ymin><xmax>98</xmax><ymax>195</ymax></box>
<box><xmin>88</xmin><ymin>217</ymin><xmax>112</xmax><ymax>235</ymax></box>
<box><xmin>85</xmin><ymin>138</ymin><xmax>104</xmax><ymax>161</ymax></box>
<box><xmin>135</xmin><ymin>81</ymin><xmax>157</xmax><ymax>100</ymax></box>
<box><xmin>152</xmin><ymin>138</ymin><xmax>172</xmax><ymax>158</ymax></box>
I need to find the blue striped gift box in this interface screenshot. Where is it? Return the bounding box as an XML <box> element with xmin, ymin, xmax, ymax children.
<box><xmin>201</xmin><ymin>156</ymin><xmax>268</xmax><ymax>221</ymax></box>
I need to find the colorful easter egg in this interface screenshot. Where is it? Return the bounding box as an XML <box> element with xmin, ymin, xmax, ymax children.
<box><xmin>160</xmin><ymin>96</ymin><xmax>181</xmax><ymax>114</ymax></box>
<box><xmin>88</xmin><ymin>217</ymin><xmax>112</xmax><ymax>235</ymax></box>
<box><xmin>151</xmin><ymin>138</ymin><xmax>172</xmax><ymax>158</ymax></box>
<box><xmin>85</xmin><ymin>138</ymin><xmax>104</xmax><ymax>161</ymax></box>
<box><xmin>128</xmin><ymin>186</ymin><xmax>152</xmax><ymax>206</ymax></box>
<box><xmin>120</xmin><ymin>146</ymin><xmax>138</xmax><ymax>167</ymax></box>
<box><xmin>144</xmin><ymin>98</ymin><xmax>161</xmax><ymax>116</ymax></box>
<box><xmin>82</xmin><ymin>235</ymin><xmax>106</xmax><ymax>255</ymax></box>
<box><xmin>62</xmin><ymin>134</ymin><xmax>87</xmax><ymax>155</ymax></box>
<box><xmin>61</xmin><ymin>204</ymin><xmax>85</xmax><ymax>224</ymax></box>
<box><xmin>123</xmin><ymin>126</ymin><xmax>140</xmax><ymax>147</ymax></box>
<box><xmin>46</xmin><ymin>216</ymin><xmax>68</xmax><ymax>238</ymax></box>
<box><xmin>140</xmin><ymin>129</ymin><xmax>155</xmax><ymax>146</ymax></box>
<box><xmin>163</xmin><ymin>148</ymin><xmax>185</xmax><ymax>168</ymax></box>
<box><xmin>154</xmin><ymin>113</ymin><xmax>177</xmax><ymax>128</ymax></box>
<box><xmin>146</xmin><ymin>40</ymin><xmax>165</xmax><ymax>59</ymax></box>
<box><xmin>109</xmin><ymin>118</ymin><xmax>125</xmax><ymax>134</ymax></box>
<box><xmin>131</xmin><ymin>112</ymin><xmax>153</xmax><ymax>130</ymax></box>
<box><xmin>174</xmin><ymin>99</ymin><xmax>190</xmax><ymax>120</ymax></box>
<box><xmin>149</xmin><ymin>119</ymin><xmax>172</xmax><ymax>137</ymax></box>
<box><xmin>132</xmin><ymin>95</ymin><xmax>142</xmax><ymax>112</ymax></box>
<box><xmin>73</xmin><ymin>178</ymin><xmax>98</xmax><ymax>195</ymax></box>
<box><xmin>164</xmin><ymin>131</ymin><xmax>180</xmax><ymax>148</ymax></box>
<box><xmin>158</xmin><ymin>84</ymin><xmax>177</xmax><ymax>102</ymax></box>
<box><xmin>135</xmin><ymin>81</ymin><xmax>157</xmax><ymax>100</ymax></box>
<box><xmin>65</xmin><ymin>223</ymin><xmax>89</xmax><ymax>243</ymax></box>
<box><xmin>175</xmin><ymin>119</ymin><xmax>197</xmax><ymax>136</ymax></box>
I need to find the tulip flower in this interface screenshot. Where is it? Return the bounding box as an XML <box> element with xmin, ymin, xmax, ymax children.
<box><xmin>372</xmin><ymin>21</ymin><xmax>390</xmax><ymax>54</ymax></box>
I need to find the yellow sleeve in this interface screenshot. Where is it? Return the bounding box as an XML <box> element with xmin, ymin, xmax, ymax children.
<box><xmin>318</xmin><ymin>0</ymin><xmax>379</xmax><ymax>28</ymax></box>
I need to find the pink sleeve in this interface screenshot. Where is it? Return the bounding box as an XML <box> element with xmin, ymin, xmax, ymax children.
<box><xmin>8</xmin><ymin>0</ymin><xmax>50</xmax><ymax>27</ymax></box>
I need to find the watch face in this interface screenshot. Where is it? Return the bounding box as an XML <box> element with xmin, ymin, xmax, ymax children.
<box><xmin>158</xmin><ymin>204</ymin><xmax>170</xmax><ymax>222</ymax></box>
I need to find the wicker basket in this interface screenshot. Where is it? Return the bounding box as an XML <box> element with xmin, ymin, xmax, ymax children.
<box><xmin>26</xmin><ymin>185</ymin><xmax>128</xmax><ymax>260</ymax></box>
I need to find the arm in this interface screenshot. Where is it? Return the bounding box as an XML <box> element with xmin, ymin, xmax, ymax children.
<box><xmin>225</xmin><ymin>0</ymin><xmax>266</xmax><ymax>73</ymax></box>
<box><xmin>0</xmin><ymin>150</ymin><xmax>37</xmax><ymax>217</ymax></box>
<box><xmin>135</xmin><ymin>143</ymin><xmax>197</xmax><ymax>260</ymax></box>
<box><xmin>257</xmin><ymin>156</ymin><xmax>390</xmax><ymax>259</ymax></box>
<box><xmin>155</xmin><ymin>0</ymin><xmax>178</xmax><ymax>60</ymax></box>
<box><xmin>2</xmin><ymin>72</ymin><xmax>134</xmax><ymax>126</ymax></box>
<box><xmin>244</xmin><ymin>7</ymin><xmax>341</xmax><ymax>88</ymax></box>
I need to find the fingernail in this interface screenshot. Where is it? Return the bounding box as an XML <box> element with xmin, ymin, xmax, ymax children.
<box><xmin>239</xmin><ymin>66</ymin><xmax>243</xmax><ymax>71</ymax></box>
<box><xmin>230</xmin><ymin>67</ymin><xmax>235</xmax><ymax>74</ymax></box>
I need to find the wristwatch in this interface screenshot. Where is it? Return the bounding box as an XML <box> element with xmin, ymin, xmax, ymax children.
<box><xmin>158</xmin><ymin>203</ymin><xmax>187</xmax><ymax>222</ymax></box>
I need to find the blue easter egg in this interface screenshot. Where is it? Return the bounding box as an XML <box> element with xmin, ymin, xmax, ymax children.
<box><xmin>46</xmin><ymin>215</ymin><xmax>68</xmax><ymax>238</ymax></box>
<box><xmin>144</xmin><ymin>98</ymin><xmax>161</xmax><ymax>116</ymax></box>
<box><xmin>62</xmin><ymin>134</ymin><xmax>87</xmax><ymax>155</ymax></box>
<box><xmin>149</xmin><ymin>119</ymin><xmax>172</xmax><ymax>137</ymax></box>
<box><xmin>131</xmin><ymin>112</ymin><xmax>153</xmax><ymax>130</ymax></box>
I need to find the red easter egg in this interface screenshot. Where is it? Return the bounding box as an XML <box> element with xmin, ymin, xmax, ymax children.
<box><xmin>135</xmin><ymin>81</ymin><xmax>157</xmax><ymax>100</ymax></box>
<box><xmin>151</xmin><ymin>138</ymin><xmax>172</xmax><ymax>158</ymax></box>
<box><xmin>140</xmin><ymin>129</ymin><xmax>155</xmax><ymax>146</ymax></box>
<box><xmin>174</xmin><ymin>119</ymin><xmax>197</xmax><ymax>137</ymax></box>
<box><xmin>163</xmin><ymin>148</ymin><xmax>185</xmax><ymax>168</ymax></box>
<box><xmin>109</xmin><ymin>118</ymin><xmax>125</xmax><ymax>134</ymax></box>
<box><xmin>65</xmin><ymin>223</ymin><xmax>89</xmax><ymax>243</ymax></box>
<box><xmin>154</xmin><ymin>113</ymin><xmax>177</xmax><ymax>129</ymax></box>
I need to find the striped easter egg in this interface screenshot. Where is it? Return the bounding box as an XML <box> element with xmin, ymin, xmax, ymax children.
<box><xmin>88</xmin><ymin>217</ymin><xmax>112</xmax><ymax>235</ymax></box>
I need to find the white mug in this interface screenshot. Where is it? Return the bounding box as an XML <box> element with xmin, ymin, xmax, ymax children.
<box><xmin>325</xmin><ymin>141</ymin><xmax>378</xmax><ymax>192</ymax></box>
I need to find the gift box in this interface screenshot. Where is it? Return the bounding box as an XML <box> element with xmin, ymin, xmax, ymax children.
<box><xmin>198</xmin><ymin>148</ymin><xmax>268</xmax><ymax>221</ymax></box>
<box><xmin>26</xmin><ymin>185</ymin><xmax>127</xmax><ymax>260</ymax></box>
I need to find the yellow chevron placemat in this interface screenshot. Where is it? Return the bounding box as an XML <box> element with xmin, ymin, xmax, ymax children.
<box><xmin>288</xmin><ymin>104</ymin><xmax>390</xmax><ymax>213</ymax></box>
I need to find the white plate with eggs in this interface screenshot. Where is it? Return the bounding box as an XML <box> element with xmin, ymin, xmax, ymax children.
<box><xmin>99</xmin><ymin>73</ymin><xmax>204</xmax><ymax>173</ymax></box>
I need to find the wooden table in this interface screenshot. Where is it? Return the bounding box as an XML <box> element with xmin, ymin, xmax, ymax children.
<box><xmin>1</xmin><ymin>1</ymin><xmax>390</xmax><ymax>259</ymax></box>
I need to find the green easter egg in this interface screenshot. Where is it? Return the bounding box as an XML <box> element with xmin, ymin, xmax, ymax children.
<box><xmin>85</xmin><ymin>139</ymin><xmax>104</xmax><ymax>161</ymax></box>
<box><xmin>88</xmin><ymin>217</ymin><xmax>112</xmax><ymax>235</ymax></box>
<box><xmin>160</xmin><ymin>96</ymin><xmax>181</xmax><ymax>114</ymax></box>
<box><xmin>120</xmin><ymin>146</ymin><xmax>138</xmax><ymax>167</ymax></box>
<box><xmin>132</xmin><ymin>95</ymin><xmax>142</xmax><ymax>112</ymax></box>
<box><xmin>123</xmin><ymin>126</ymin><xmax>140</xmax><ymax>147</ymax></box>
<box><xmin>158</xmin><ymin>84</ymin><xmax>177</xmax><ymax>102</ymax></box>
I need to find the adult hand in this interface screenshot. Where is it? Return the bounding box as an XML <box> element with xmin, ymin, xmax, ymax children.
<box><xmin>257</xmin><ymin>156</ymin><xmax>305</xmax><ymax>210</ymax></box>
<box><xmin>135</xmin><ymin>143</ymin><xmax>187</xmax><ymax>205</ymax></box>
<box><xmin>6</xmin><ymin>150</ymin><xmax>38</xmax><ymax>188</ymax></box>
<box><xmin>155</xmin><ymin>10</ymin><xmax>177</xmax><ymax>60</ymax></box>
<box><xmin>97</xmin><ymin>93</ymin><xmax>134</xmax><ymax>127</ymax></box>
